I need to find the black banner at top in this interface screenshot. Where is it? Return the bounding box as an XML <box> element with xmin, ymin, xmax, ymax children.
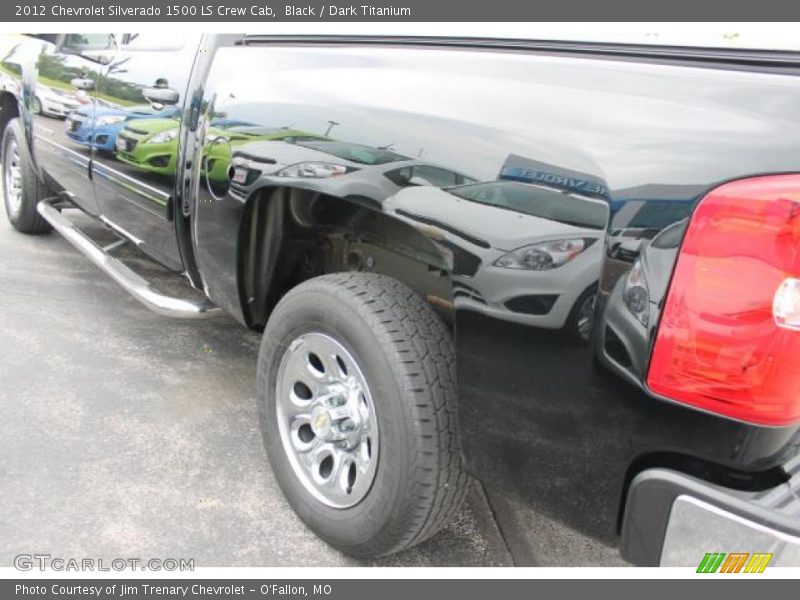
<box><xmin>5</xmin><ymin>0</ymin><xmax>800</xmax><ymax>22</ymax></box>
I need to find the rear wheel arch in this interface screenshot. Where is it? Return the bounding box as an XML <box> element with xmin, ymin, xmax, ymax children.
<box><xmin>237</xmin><ymin>185</ymin><xmax>455</xmax><ymax>330</ymax></box>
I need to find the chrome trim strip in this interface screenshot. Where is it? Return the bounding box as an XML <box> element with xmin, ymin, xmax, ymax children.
<box><xmin>91</xmin><ymin>161</ymin><xmax>171</xmax><ymax>205</ymax></box>
<box><xmin>37</xmin><ymin>200</ymin><xmax>221</xmax><ymax>319</ymax></box>
<box><xmin>33</xmin><ymin>134</ymin><xmax>91</xmax><ymax>165</ymax></box>
<box><xmin>240</xmin><ymin>35</ymin><xmax>800</xmax><ymax>66</ymax></box>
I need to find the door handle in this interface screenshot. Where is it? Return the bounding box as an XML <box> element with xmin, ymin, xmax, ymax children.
<box><xmin>142</xmin><ymin>84</ymin><xmax>180</xmax><ymax>106</ymax></box>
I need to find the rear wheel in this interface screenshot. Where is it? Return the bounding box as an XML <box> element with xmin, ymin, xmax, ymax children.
<box><xmin>257</xmin><ymin>272</ymin><xmax>468</xmax><ymax>556</ymax></box>
<box><xmin>2</xmin><ymin>118</ymin><xmax>51</xmax><ymax>234</ymax></box>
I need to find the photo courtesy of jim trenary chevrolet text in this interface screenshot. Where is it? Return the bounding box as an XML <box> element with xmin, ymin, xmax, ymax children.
<box><xmin>0</xmin><ymin>0</ymin><xmax>799</xmax><ymax>595</ymax></box>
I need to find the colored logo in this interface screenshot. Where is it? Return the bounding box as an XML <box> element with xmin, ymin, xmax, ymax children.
<box><xmin>697</xmin><ymin>552</ymin><xmax>773</xmax><ymax>573</ymax></box>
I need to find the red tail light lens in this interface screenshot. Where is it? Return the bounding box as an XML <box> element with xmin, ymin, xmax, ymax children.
<box><xmin>647</xmin><ymin>174</ymin><xmax>800</xmax><ymax>426</ymax></box>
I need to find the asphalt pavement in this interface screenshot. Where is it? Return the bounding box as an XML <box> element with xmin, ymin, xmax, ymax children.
<box><xmin>0</xmin><ymin>195</ymin><xmax>626</xmax><ymax>568</ymax></box>
<box><xmin>0</xmin><ymin>205</ymin><xmax>514</xmax><ymax>568</ymax></box>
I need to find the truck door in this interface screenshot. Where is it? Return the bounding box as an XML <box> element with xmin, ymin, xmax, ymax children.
<box><xmin>90</xmin><ymin>33</ymin><xmax>201</xmax><ymax>272</ymax></box>
<box><xmin>26</xmin><ymin>34</ymin><xmax>115</xmax><ymax>216</ymax></box>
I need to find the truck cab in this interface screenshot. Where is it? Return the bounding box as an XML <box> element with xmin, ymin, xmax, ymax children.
<box><xmin>2</xmin><ymin>32</ymin><xmax>799</xmax><ymax>565</ymax></box>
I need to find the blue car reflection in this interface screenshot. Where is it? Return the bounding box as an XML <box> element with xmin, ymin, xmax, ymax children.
<box><xmin>65</xmin><ymin>104</ymin><xmax>181</xmax><ymax>153</ymax></box>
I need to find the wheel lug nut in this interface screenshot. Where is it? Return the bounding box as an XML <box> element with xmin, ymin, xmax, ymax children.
<box><xmin>340</xmin><ymin>419</ymin><xmax>355</xmax><ymax>432</ymax></box>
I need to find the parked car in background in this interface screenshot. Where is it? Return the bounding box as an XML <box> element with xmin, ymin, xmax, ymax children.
<box><xmin>115</xmin><ymin>119</ymin><xmax>322</xmax><ymax>177</ymax></box>
<box><xmin>384</xmin><ymin>180</ymin><xmax>607</xmax><ymax>343</ymax></box>
<box><xmin>204</xmin><ymin>126</ymin><xmax>330</xmax><ymax>185</ymax></box>
<box><xmin>32</xmin><ymin>85</ymin><xmax>81</xmax><ymax>118</ymax></box>
<box><xmin>606</xmin><ymin>227</ymin><xmax>659</xmax><ymax>260</ymax></box>
<box><xmin>229</xmin><ymin>139</ymin><xmax>478</xmax><ymax>209</ymax></box>
<box><xmin>65</xmin><ymin>104</ymin><xmax>181</xmax><ymax>153</ymax></box>
<box><xmin>114</xmin><ymin>115</ymin><xmax>183</xmax><ymax>174</ymax></box>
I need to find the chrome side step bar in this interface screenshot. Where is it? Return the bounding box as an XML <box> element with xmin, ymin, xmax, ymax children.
<box><xmin>37</xmin><ymin>200</ymin><xmax>221</xmax><ymax>319</ymax></box>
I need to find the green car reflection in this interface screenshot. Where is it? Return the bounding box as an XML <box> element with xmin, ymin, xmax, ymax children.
<box><xmin>115</xmin><ymin>116</ymin><xmax>186</xmax><ymax>175</ymax></box>
<box><xmin>203</xmin><ymin>126</ymin><xmax>329</xmax><ymax>184</ymax></box>
<box><xmin>116</xmin><ymin>119</ymin><xmax>327</xmax><ymax>177</ymax></box>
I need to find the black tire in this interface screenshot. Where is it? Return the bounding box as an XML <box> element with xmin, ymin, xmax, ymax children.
<box><xmin>564</xmin><ymin>282</ymin><xmax>599</xmax><ymax>346</ymax></box>
<box><xmin>32</xmin><ymin>96</ymin><xmax>43</xmax><ymax>115</ymax></box>
<box><xmin>257</xmin><ymin>272</ymin><xmax>468</xmax><ymax>557</ymax></box>
<box><xmin>2</xmin><ymin>118</ymin><xmax>51</xmax><ymax>234</ymax></box>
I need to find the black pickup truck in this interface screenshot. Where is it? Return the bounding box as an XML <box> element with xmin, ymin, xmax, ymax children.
<box><xmin>2</xmin><ymin>33</ymin><xmax>799</xmax><ymax>566</ymax></box>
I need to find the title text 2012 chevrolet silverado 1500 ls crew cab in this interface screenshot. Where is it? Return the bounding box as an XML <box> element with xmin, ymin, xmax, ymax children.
<box><xmin>2</xmin><ymin>33</ymin><xmax>799</xmax><ymax>566</ymax></box>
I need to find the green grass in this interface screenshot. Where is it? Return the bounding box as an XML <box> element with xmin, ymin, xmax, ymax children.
<box><xmin>0</xmin><ymin>62</ymin><xmax>19</xmax><ymax>79</ymax></box>
<box><xmin>0</xmin><ymin>63</ymin><xmax>139</xmax><ymax>107</ymax></box>
<box><xmin>37</xmin><ymin>74</ymin><xmax>139</xmax><ymax>107</ymax></box>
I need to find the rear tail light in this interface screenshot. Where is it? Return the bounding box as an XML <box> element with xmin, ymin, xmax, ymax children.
<box><xmin>647</xmin><ymin>174</ymin><xmax>800</xmax><ymax>426</ymax></box>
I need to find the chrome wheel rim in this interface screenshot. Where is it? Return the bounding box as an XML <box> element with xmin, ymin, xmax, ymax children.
<box><xmin>576</xmin><ymin>293</ymin><xmax>597</xmax><ymax>340</ymax></box>
<box><xmin>4</xmin><ymin>140</ymin><xmax>23</xmax><ymax>217</ymax></box>
<box><xmin>275</xmin><ymin>332</ymin><xmax>379</xmax><ymax>508</ymax></box>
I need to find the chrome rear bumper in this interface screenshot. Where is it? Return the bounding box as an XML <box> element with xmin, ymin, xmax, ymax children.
<box><xmin>621</xmin><ymin>454</ymin><xmax>800</xmax><ymax>567</ymax></box>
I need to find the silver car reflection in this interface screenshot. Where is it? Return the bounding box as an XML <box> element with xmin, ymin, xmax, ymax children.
<box><xmin>229</xmin><ymin>139</ymin><xmax>477</xmax><ymax>208</ymax></box>
<box><xmin>386</xmin><ymin>179</ymin><xmax>609</xmax><ymax>343</ymax></box>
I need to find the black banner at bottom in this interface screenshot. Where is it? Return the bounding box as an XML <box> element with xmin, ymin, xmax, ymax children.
<box><xmin>3</xmin><ymin>579</ymin><xmax>799</xmax><ymax>600</ymax></box>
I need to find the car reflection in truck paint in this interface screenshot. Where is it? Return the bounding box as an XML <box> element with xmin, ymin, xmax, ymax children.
<box><xmin>115</xmin><ymin>118</ymin><xmax>328</xmax><ymax>177</ymax></box>
<box><xmin>599</xmin><ymin>218</ymin><xmax>688</xmax><ymax>383</ymax></box>
<box><xmin>114</xmin><ymin>114</ymin><xmax>189</xmax><ymax>174</ymax></box>
<box><xmin>223</xmin><ymin>135</ymin><xmax>605</xmax><ymax>342</ymax></box>
<box><xmin>31</xmin><ymin>84</ymin><xmax>83</xmax><ymax>118</ymax></box>
<box><xmin>227</xmin><ymin>138</ymin><xmax>478</xmax><ymax>211</ymax></box>
<box><xmin>203</xmin><ymin>126</ymin><xmax>332</xmax><ymax>189</ymax></box>
<box><xmin>386</xmin><ymin>179</ymin><xmax>608</xmax><ymax>343</ymax></box>
<box><xmin>65</xmin><ymin>104</ymin><xmax>182</xmax><ymax>153</ymax></box>
<box><xmin>2</xmin><ymin>48</ymin><xmax>82</xmax><ymax>119</ymax></box>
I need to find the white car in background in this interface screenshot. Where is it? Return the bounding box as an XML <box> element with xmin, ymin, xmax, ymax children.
<box><xmin>229</xmin><ymin>139</ymin><xmax>478</xmax><ymax>208</ymax></box>
<box><xmin>386</xmin><ymin>179</ymin><xmax>610</xmax><ymax>343</ymax></box>
<box><xmin>33</xmin><ymin>85</ymin><xmax>82</xmax><ymax>118</ymax></box>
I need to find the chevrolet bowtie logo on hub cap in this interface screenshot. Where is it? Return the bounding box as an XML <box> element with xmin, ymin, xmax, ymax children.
<box><xmin>310</xmin><ymin>406</ymin><xmax>332</xmax><ymax>439</ymax></box>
